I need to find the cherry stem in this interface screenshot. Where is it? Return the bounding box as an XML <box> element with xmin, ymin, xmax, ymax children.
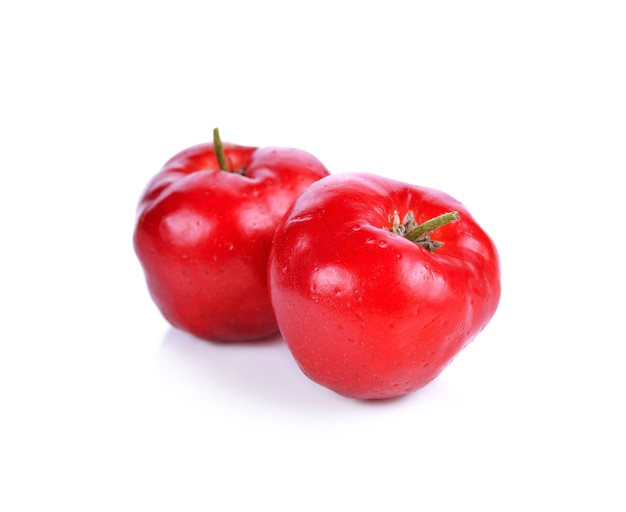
<box><xmin>405</xmin><ymin>211</ymin><xmax>459</xmax><ymax>242</ymax></box>
<box><xmin>404</xmin><ymin>211</ymin><xmax>460</xmax><ymax>251</ymax></box>
<box><xmin>213</xmin><ymin>127</ymin><xmax>229</xmax><ymax>171</ymax></box>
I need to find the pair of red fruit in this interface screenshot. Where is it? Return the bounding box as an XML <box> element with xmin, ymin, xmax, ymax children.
<box><xmin>133</xmin><ymin>129</ymin><xmax>501</xmax><ymax>400</ymax></box>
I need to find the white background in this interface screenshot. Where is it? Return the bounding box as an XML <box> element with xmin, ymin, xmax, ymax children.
<box><xmin>1</xmin><ymin>1</ymin><xmax>625</xmax><ymax>510</ymax></box>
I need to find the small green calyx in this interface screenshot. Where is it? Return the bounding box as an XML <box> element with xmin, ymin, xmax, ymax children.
<box><xmin>389</xmin><ymin>210</ymin><xmax>460</xmax><ymax>252</ymax></box>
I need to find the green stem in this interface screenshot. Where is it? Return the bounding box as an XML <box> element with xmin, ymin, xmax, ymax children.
<box><xmin>405</xmin><ymin>211</ymin><xmax>460</xmax><ymax>243</ymax></box>
<box><xmin>395</xmin><ymin>210</ymin><xmax>459</xmax><ymax>252</ymax></box>
<box><xmin>213</xmin><ymin>127</ymin><xmax>229</xmax><ymax>171</ymax></box>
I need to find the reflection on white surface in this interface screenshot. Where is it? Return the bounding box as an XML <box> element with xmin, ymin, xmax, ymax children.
<box><xmin>155</xmin><ymin>327</ymin><xmax>455</xmax><ymax>414</ymax></box>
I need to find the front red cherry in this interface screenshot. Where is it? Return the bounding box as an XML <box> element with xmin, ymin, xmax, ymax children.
<box><xmin>268</xmin><ymin>172</ymin><xmax>501</xmax><ymax>399</ymax></box>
